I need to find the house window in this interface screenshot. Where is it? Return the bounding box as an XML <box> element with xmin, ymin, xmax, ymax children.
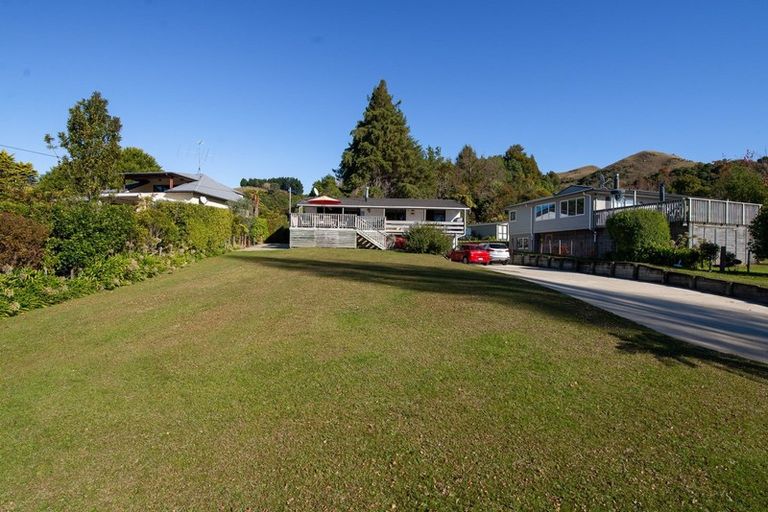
<box><xmin>509</xmin><ymin>210</ymin><xmax>517</xmax><ymax>222</ymax></box>
<box><xmin>385</xmin><ymin>209</ymin><xmax>406</xmax><ymax>221</ymax></box>
<box><xmin>426</xmin><ymin>209</ymin><xmax>446</xmax><ymax>222</ymax></box>
<box><xmin>515</xmin><ymin>237</ymin><xmax>529</xmax><ymax>250</ymax></box>
<box><xmin>498</xmin><ymin>224</ymin><xmax>508</xmax><ymax>241</ymax></box>
<box><xmin>560</xmin><ymin>198</ymin><xmax>585</xmax><ymax>217</ymax></box>
<box><xmin>153</xmin><ymin>184</ymin><xmax>170</xmax><ymax>192</ymax></box>
<box><xmin>534</xmin><ymin>202</ymin><xmax>556</xmax><ymax>221</ymax></box>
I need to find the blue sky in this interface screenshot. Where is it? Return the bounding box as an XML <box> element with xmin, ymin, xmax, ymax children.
<box><xmin>1</xmin><ymin>0</ymin><xmax>767</xmax><ymax>189</ymax></box>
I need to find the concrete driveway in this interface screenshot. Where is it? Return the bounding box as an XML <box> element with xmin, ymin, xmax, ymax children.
<box><xmin>487</xmin><ymin>265</ymin><xmax>768</xmax><ymax>364</ymax></box>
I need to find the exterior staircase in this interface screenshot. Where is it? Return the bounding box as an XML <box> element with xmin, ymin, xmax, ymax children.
<box><xmin>354</xmin><ymin>217</ymin><xmax>388</xmax><ymax>250</ymax></box>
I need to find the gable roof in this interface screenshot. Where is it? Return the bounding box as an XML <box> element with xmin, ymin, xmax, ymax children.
<box><xmin>163</xmin><ymin>173</ymin><xmax>243</xmax><ymax>202</ymax></box>
<box><xmin>297</xmin><ymin>197</ymin><xmax>469</xmax><ymax>209</ymax></box>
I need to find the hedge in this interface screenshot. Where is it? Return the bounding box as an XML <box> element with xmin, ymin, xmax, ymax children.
<box><xmin>606</xmin><ymin>209</ymin><xmax>671</xmax><ymax>261</ymax></box>
<box><xmin>0</xmin><ymin>212</ymin><xmax>49</xmax><ymax>271</ymax></box>
<box><xmin>157</xmin><ymin>203</ymin><xmax>233</xmax><ymax>254</ymax></box>
<box><xmin>405</xmin><ymin>225</ymin><xmax>453</xmax><ymax>254</ymax></box>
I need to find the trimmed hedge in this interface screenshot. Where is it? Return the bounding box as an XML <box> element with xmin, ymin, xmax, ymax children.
<box><xmin>606</xmin><ymin>209</ymin><xmax>671</xmax><ymax>261</ymax></box>
<box><xmin>47</xmin><ymin>202</ymin><xmax>138</xmax><ymax>275</ymax></box>
<box><xmin>157</xmin><ymin>203</ymin><xmax>233</xmax><ymax>254</ymax></box>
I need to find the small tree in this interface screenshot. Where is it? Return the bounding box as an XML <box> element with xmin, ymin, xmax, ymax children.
<box><xmin>749</xmin><ymin>205</ymin><xmax>768</xmax><ymax>260</ymax></box>
<box><xmin>118</xmin><ymin>147</ymin><xmax>162</xmax><ymax>173</ymax></box>
<box><xmin>698</xmin><ymin>241</ymin><xmax>720</xmax><ymax>270</ymax></box>
<box><xmin>0</xmin><ymin>150</ymin><xmax>37</xmax><ymax>200</ymax></box>
<box><xmin>605</xmin><ymin>209</ymin><xmax>671</xmax><ymax>260</ymax></box>
<box><xmin>44</xmin><ymin>91</ymin><xmax>123</xmax><ymax>199</ymax></box>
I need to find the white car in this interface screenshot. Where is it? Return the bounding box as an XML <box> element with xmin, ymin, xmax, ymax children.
<box><xmin>481</xmin><ymin>243</ymin><xmax>510</xmax><ymax>264</ymax></box>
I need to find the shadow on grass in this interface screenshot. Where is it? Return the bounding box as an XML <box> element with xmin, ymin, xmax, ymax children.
<box><xmin>227</xmin><ymin>251</ymin><xmax>768</xmax><ymax>381</ymax></box>
<box><xmin>614</xmin><ymin>330</ymin><xmax>768</xmax><ymax>382</ymax></box>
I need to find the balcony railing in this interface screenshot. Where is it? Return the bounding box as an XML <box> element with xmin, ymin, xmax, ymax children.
<box><xmin>594</xmin><ymin>200</ymin><xmax>686</xmax><ymax>227</ymax></box>
<box><xmin>290</xmin><ymin>214</ymin><xmax>464</xmax><ymax>235</ymax></box>
<box><xmin>688</xmin><ymin>198</ymin><xmax>760</xmax><ymax>225</ymax></box>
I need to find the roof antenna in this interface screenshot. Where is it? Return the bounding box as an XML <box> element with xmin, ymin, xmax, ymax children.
<box><xmin>196</xmin><ymin>139</ymin><xmax>204</xmax><ymax>173</ymax></box>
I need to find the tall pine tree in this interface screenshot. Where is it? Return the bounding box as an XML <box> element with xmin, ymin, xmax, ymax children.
<box><xmin>337</xmin><ymin>80</ymin><xmax>430</xmax><ymax>198</ymax></box>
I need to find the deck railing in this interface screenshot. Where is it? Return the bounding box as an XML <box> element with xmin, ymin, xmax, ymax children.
<box><xmin>594</xmin><ymin>200</ymin><xmax>687</xmax><ymax>227</ymax></box>
<box><xmin>385</xmin><ymin>220</ymin><xmax>465</xmax><ymax>235</ymax></box>
<box><xmin>290</xmin><ymin>214</ymin><xmax>464</xmax><ymax>235</ymax></box>
<box><xmin>688</xmin><ymin>198</ymin><xmax>760</xmax><ymax>225</ymax></box>
<box><xmin>290</xmin><ymin>213</ymin><xmax>358</xmax><ymax>229</ymax></box>
<box><xmin>594</xmin><ymin>198</ymin><xmax>760</xmax><ymax>227</ymax></box>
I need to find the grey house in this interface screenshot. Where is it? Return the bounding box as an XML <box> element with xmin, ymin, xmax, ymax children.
<box><xmin>505</xmin><ymin>181</ymin><xmax>761</xmax><ymax>261</ymax></box>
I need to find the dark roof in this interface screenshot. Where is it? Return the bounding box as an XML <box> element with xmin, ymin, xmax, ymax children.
<box><xmin>124</xmin><ymin>172</ymin><xmax>242</xmax><ymax>202</ymax></box>
<box><xmin>555</xmin><ymin>185</ymin><xmax>593</xmax><ymax>196</ymax></box>
<box><xmin>297</xmin><ymin>197</ymin><xmax>469</xmax><ymax>209</ymax></box>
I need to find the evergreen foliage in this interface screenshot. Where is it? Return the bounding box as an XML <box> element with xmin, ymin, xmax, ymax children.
<box><xmin>337</xmin><ymin>80</ymin><xmax>431</xmax><ymax>198</ymax></box>
<box><xmin>749</xmin><ymin>204</ymin><xmax>768</xmax><ymax>260</ymax></box>
<box><xmin>0</xmin><ymin>212</ymin><xmax>49</xmax><ymax>271</ymax></box>
<box><xmin>239</xmin><ymin>177</ymin><xmax>303</xmax><ymax>195</ymax></box>
<box><xmin>0</xmin><ymin>150</ymin><xmax>37</xmax><ymax>200</ymax></box>
<box><xmin>405</xmin><ymin>225</ymin><xmax>453</xmax><ymax>254</ymax></box>
<box><xmin>44</xmin><ymin>92</ymin><xmax>123</xmax><ymax>199</ymax></box>
<box><xmin>118</xmin><ymin>147</ymin><xmax>163</xmax><ymax>173</ymax></box>
<box><xmin>311</xmin><ymin>174</ymin><xmax>342</xmax><ymax>197</ymax></box>
<box><xmin>605</xmin><ymin>209</ymin><xmax>672</xmax><ymax>261</ymax></box>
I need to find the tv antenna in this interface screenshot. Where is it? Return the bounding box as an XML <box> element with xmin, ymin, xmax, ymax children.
<box><xmin>196</xmin><ymin>140</ymin><xmax>204</xmax><ymax>172</ymax></box>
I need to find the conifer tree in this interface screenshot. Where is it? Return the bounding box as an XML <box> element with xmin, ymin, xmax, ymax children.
<box><xmin>337</xmin><ymin>80</ymin><xmax>429</xmax><ymax>197</ymax></box>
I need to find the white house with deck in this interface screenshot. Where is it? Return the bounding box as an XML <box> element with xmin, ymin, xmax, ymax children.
<box><xmin>291</xmin><ymin>196</ymin><xmax>469</xmax><ymax>249</ymax></box>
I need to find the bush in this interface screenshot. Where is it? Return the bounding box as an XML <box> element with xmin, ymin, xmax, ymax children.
<box><xmin>698</xmin><ymin>241</ymin><xmax>720</xmax><ymax>270</ymax></box>
<box><xmin>405</xmin><ymin>225</ymin><xmax>453</xmax><ymax>254</ymax></box>
<box><xmin>0</xmin><ymin>251</ymin><xmax>199</xmax><ymax>317</ymax></box>
<box><xmin>156</xmin><ymin>203</ymin><xmax>233</xmax><ymax>254</ymax></box>
<box><xmin>48</xmin><ymin>202</ymin><xmax>137</xmax><ymax>275</ymax></box>
<box><xmin>250</xmin><ymin>218</ymin><xmax>269</xmax><ymax>243</ymax></box>
<box><xmin>136</xmin><ymin>205</ymin><xmax>180</xmax><ymax>252</ymax></box>
<box><xmin>636</xmin><ymin>245</ymin><xmax>702</xmax><ymax>268</ymax></box>
<box><xmin>749</xmin><ymin>204</ymin><xmax>768</xmax><ymax>260</ymax></box>
<box><xmin>606</xmin><ymin>209</ymin><xmax>671</xmax><ymax>260</ymax></box>
<box><xmin>0</xmin><ymin>212</ymin><xmax>50</xmax><ymax>271</ymax></box>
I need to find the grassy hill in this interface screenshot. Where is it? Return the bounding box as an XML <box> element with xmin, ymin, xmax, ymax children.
<box><xmin>1</xmin><ymin>249</ymin><xmax>767</xmax><ymax>510</ymax></box>
<box><xmin>559</xmin><ymin>150</ymin><xmax>698</xmax><ymax>189</ymax></box>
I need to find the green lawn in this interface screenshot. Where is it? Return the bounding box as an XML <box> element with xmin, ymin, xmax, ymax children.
<box><xmin>659</xmin><ymin>263</ymin><xmax>768</xmax><ymax>287</ymax></box>
<box><xmin>1</xmin><ymin>249</ymin><xmax>767</xmax><ymax>510</ymax></box>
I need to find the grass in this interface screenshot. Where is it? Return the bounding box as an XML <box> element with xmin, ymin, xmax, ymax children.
<box><xmin>658</xmin><ymin>263</ymin><xmax>768</xmax><ymax>287</ymax></box>
<box><xmin>1</xmin><ymin>248</ymin><xmax>767</xmax><ymax>510</ymax></box>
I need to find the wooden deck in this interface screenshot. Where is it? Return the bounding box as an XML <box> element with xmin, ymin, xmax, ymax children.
<box><xmin>594</xmin><ymin>198</ymin><xmax>760</xmax><ymax>228</ymax></box>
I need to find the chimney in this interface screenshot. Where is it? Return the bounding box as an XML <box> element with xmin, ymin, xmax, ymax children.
<box><xmin>659</xmin><ymin>183</ymin><xmax>667</xmax><ymax>203</ymax></box>
<box><xmin>613</xmin><ymin>173</ymin><xmax>620</xmax><ymax>190</ymax></box>
<box><xmin>364</xmin><ymin>186</ymin><xmax>369</xmax><ymax>202</ymax></box>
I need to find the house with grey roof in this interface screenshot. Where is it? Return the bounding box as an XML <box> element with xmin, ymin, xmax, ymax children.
<box><xmin>104</xmin><ymin>172</ymin><xmax>243</xmax><ymax>209</ymax></box>
<box><xmin>291</xmin><ymin>195</ymin><xmax>470</xmax><ymax>249</ymax></box>
<box><xmin>505</xmin><ymin>177</ymin><xmax>761</xmax><ymax>261</ymax></box>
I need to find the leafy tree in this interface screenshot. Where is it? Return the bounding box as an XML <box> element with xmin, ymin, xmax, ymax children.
<box><xmin>749</xmin><ymin>204</ymin><xmax>768</xmax><ymax>260</ymax></box>
<box><xmin>698</xmin><ymin>241</ymin><xmax>720</xmax><ymax>270</ymax></box>
<box><xmin>0</xmin><ymin>150</ymin><xmax>37</xmax><ymax>200</ymax></box>
<box><xmin>337</xmin><ymin>80</ymin><xmax>429</xmax><ymax>197</ymax></box>
<box><xmin>239</xmin><ymin>177</ymin><xmax>303</xmax><ymax>194</ymax></box>
<box><xmin>118</xmin><ymin>147</ymin><xmax>162</xmax><ymax>173</ymax></box>
<box><xmin>44</xmin><ymin>91</ymin><xmax>123</xmax><ymax>199</ymax></box>
<box><xmin>712</xmin><ymin>164</ymin><xmax>767</xmax><ymax>204</ymax></box>
<box><xmin>311</xmin><ymin>174</ymin><xmax>342</xmax><ymax>197</ymax></box>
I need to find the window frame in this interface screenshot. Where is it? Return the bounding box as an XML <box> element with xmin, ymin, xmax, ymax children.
<box><xmin>425</xmin><ymin>209</ymin><xmax>446</xmax><ymax>222</ymax></box>
<box><xmin>534</xmin><ymin>202</ymin><xmax>556</xmax><ymax>221</ymax></box>
<box><xmin>559</xmin><ymin>198</ymin><xmax>585</xmax><ymax>217</ymax></box>
<box><xmin>515</xmin><ymin>237</ymin><xmax>529</xmax><ymax>250</ymax></box>
<box><xmin>509</xmin><ymin>210</ymin><xmax>517</xmax><ymax>222</ymax></box>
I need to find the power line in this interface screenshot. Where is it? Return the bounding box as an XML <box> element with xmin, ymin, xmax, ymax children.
<box><xmin>0</xmin><ymin>143</ymin><xmax>58</xmax><ymax>158</ymax></box>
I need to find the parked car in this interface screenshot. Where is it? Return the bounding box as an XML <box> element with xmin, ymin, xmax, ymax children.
<box><xmin>449</xmin><ymin>244</ymin><xmax>491</xmax><ymax>265</ymax></box>
<box><xmin>481</xmin><ymin>243</ymin><xmax>510</xmax><ymax>264</ymax></box>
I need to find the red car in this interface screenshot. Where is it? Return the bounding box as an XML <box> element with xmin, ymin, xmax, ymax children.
<box><xmin>449</xmin><ymin>244</ymin><xmax>491</xmax><ymax>265</ymax></box>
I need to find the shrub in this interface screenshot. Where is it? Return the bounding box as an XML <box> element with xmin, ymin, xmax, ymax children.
<box><xmin>405</xmin><ymin>225</ymin><xmax>453</xmax><ymax>254</ymax></box>
<box><xmin>606</xmin><ymin>209</ymin><xmax>671</xmax><ymax>260</ymax></box>
<box><xmin>156</xmin><ymin>203</ymin><xmax>233</xmax><ymax>254</ymax></box>
<box><xmin>749</xmin><ymin>204</ymin><xmax>768</xmax><ymax>260</ymax></box>
<box><xmin>636</xmin><ymin>245</ymin><xmax>702</xmax><ymax>268</ymax></box>
<box><xmin>136</xmin><ymin>205</ymin><xmax>180</xmax><ymax>252</ymax></box>
<box><xmin>48</xmin><ymin>202</ymin><xmax>137</xmax><ymax>275</ymax></box>
<box><xmin>698</xmin><ymin>241</ymin><xmax>720</xmax><ymax>270</ymax></box>
<box><xmin>250</xmin><ymin>218</ymin><xmax>269</xmax><ymax>243</ymax></box>
<box><xmin>0</xmin><ymin>212</ymin><xmax>50</xmax><ymax>271</ymax></box>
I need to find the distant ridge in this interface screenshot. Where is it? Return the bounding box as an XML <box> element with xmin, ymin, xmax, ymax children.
<box><xmin>558</xmin><ymin>151</ymin><xmax>698</xmax><ymax>189</ymax></box>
